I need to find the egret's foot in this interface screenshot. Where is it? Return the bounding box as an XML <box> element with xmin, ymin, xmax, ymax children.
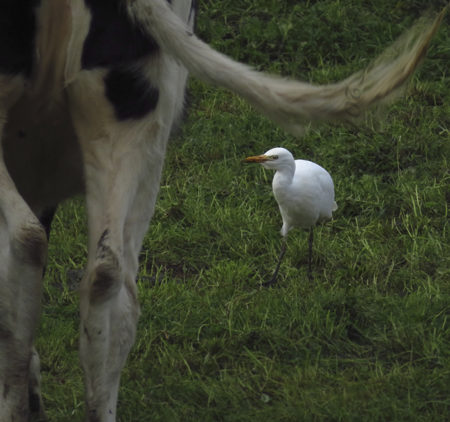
<box><xmin>261</xmin><ymin>274</ymin><xmax>280</xmax><ymax>288</ymax></box>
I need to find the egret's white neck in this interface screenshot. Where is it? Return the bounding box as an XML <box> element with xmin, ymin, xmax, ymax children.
<box><xmin>272</xmin><ymin>160</ymin><xmax>296</xmax><ymax>187</ymax></box>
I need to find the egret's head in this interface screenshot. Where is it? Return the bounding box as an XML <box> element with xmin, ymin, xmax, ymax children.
<box><xmin>244</xmin><ymin>147</ymin><xmax>294</xmax><ymax>170</ymax></box>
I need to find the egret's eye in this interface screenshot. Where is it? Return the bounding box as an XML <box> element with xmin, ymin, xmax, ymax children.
<box><xmin>271</xmin><ymin>155</ymin><xmax>279</xmax><ymax>160</ymax></box>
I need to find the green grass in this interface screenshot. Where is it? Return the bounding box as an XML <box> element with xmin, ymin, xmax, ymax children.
<box><xmin>38</xmin><ymin>1</ymin><xmax>450</xmax><ymax>420</ymax></box>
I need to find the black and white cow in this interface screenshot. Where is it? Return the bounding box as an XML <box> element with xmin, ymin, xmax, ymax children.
<box><xmin>0</xmin><ymin>1</ymin><xmax>444</xmax><ymax>420</ymax></box>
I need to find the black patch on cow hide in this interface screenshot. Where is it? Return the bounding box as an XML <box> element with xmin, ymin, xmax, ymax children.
<box><xmin>82</xmin><ymin>0</ymin><xmax>159</xmax><ymax>69</ymax></box>
<box><xmin>104</xmin><ymin>68</ymin><xmax>159</xmax><ymax>120</ymax></box>
<box><xmin>0</xmin><ymin>0</ymin><xmax>39</xmax><ymax>75</ymax></box>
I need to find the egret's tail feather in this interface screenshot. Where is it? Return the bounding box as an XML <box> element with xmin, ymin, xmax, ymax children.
<box><xmin>130</xmin><ymin>1</ymin><xmax>446</xmax><ymax>136</ymax></box>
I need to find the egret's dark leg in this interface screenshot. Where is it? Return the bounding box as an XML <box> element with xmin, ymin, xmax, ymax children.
<box><xmin>308</xmin><ymin>227</ymin><xmax>314</xmax><ymax>282</ymax></box>
<box><xmin>263</xmin><ymin>237</ymin><xmax>287</xmax><ymax>287</ymax></box>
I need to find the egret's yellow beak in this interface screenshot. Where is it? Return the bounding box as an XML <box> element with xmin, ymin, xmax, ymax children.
<box><xmin>244</xmin><ymin>155</ymin><xmax>272</xmax><ymax>163</ymax></box>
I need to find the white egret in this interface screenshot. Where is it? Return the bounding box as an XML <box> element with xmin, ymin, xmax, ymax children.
<box><xmin>245</xmin><ymin>147</ymin><xmax>337</xmax><ymax>285</ymax></box>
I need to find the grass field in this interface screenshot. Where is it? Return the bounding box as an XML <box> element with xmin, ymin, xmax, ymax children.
<box><xmin>39</xmin><ymin>1</ymin><xmax>449</xmax><ymax>420</ymax></box>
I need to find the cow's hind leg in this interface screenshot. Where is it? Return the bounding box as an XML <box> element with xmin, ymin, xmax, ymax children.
<box><xmin>67</xmin><ymin>0</ymin><xmax>189</xmax><ymax>411</ymax></box>
<box><xmin>75</xmin><ymin>128</ymin><xmax>167</xmax><ymax>421</ymax></box>
<box><xmin>68</xmin><ymin>59</ymin><xmax>176</xmax><ymax>416</ymax></box>
<box><xmin>0</xmin><ymin>77</ymin><xmax>48</xmax><ymax>421</ymax></box>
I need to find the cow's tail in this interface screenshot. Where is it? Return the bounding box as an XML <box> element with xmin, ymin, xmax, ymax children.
<box><xmin>129</xmin><ymin>1</ymin><xmax>445</xmax><ymax>136</ymax></box>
